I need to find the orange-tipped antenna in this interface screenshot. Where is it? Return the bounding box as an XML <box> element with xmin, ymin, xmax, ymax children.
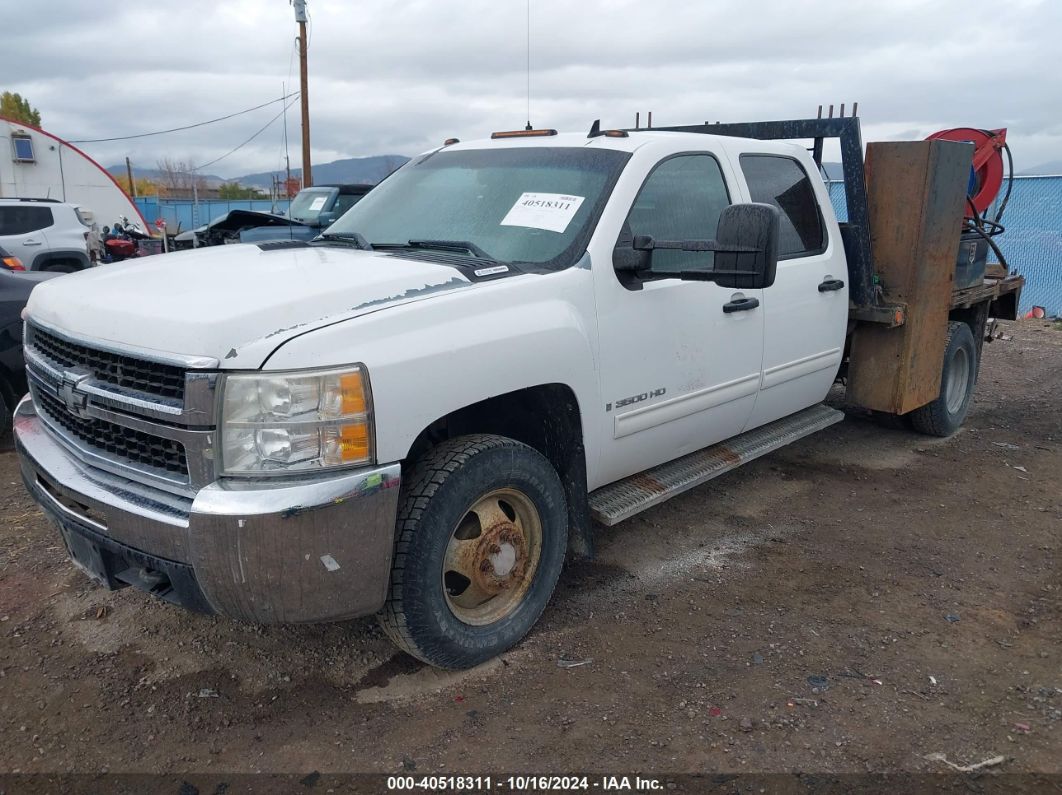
<box><xmin>443</xmin><ymin>138</ymin><xmax>460</xmax><ymax>146</ymax></box>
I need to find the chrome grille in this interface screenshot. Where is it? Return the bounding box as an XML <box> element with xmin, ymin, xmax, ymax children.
<box><xmin>29</xmin><ymin>325</ymin><xmax>186</xmax><ymax>401</ymax></box>
<box><xmin>34</xmin><ymin>388</ymin><xmax>189</xmax><ymax>478</ymax></box>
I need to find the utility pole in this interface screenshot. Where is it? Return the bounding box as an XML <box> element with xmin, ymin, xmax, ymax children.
<box><xmin>294</xmin><ymin>0</ymin><xmax>312</xmax><ymax>188</ymax></box>
<box><xmin>125</xmin><ymin>157</ymin><xmax>137</xmax><ymax>198</ymax></box>
<box><xmin>282</xmin><ymin>81</ymin><xmax>292</xmax><ymax>195</ymax></box>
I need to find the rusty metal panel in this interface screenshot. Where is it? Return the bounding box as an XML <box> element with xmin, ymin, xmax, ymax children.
<box><xmin>848</xmin><ymin>140</ymin><xmax>972</xmax><ymax>414</ymax></box>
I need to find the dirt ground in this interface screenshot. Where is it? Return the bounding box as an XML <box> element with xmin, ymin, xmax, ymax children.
<box><xmin>0</xmin><ymin>320</ymin><xmax>1058</xmax><ymax>784</ymax></box>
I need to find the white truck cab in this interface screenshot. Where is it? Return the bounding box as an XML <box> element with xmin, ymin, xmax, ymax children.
<box><xmin>13</xmin><ymin>120</ymin><xmax>1021</xmax><ymax>668</ymax></box>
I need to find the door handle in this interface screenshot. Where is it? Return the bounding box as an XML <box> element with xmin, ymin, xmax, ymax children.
<box><xmin>22</xmin><ymin>239</ymin><xmax>43</xmax><ymax>246</ymax></box>
<box><xmin>723</xmin><ymin>296</ymin><xmax>760</xmax><ymax>314</ymax></box>
<box><xmin>818</xmin><ymin>278</ymin><xmax>845</xmax><ymax>292</ymax></box>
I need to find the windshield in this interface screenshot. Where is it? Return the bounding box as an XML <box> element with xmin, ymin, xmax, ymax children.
<box><xmin>327</xmin><ymin>147</ymin><xmax>629</xmax><ymax>267</ymax></box>
<box><xmin>289</xmin><ymin>188</ymin><xmax>337</xmax><ymax>223</ymax></box>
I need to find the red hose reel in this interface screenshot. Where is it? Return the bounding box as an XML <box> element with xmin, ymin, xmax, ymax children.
<box><xmin>926</xmin><ymin>127</ymin><xmax>1008</xmax><ymax>217</ymax></box>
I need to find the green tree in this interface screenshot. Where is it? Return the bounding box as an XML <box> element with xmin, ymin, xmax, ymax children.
<box><xmin>0</xmin><ymin>92</ymin><xmax>41</xmax><ymax>126</ymax></box>
<box><xmin>218</xmin><ymin>182</ymin><xmax>263</xmax><ymax>199</ymax></box>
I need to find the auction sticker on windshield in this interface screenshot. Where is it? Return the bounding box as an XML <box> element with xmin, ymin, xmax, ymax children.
<box><xmin>308</xmin><ymin>196</ymin><xmax>328</xmax><ymax>211</ymax></box>
<box><xmin>500</xmin><ymin>193</ymin><xmax>585</xmax><ymax>233</ymax></box>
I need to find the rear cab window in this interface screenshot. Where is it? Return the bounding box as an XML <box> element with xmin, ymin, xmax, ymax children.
<box><xmin>739</xmin><ymin>154</ymin><xmax>826</xmax><ymax>258</ymax></box>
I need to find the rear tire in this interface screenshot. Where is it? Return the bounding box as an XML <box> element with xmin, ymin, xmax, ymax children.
<box><xmin>378</xmin><ymin>434</ymin><xmax>568</xmax><ymax>669</ymax></box>
<box><xmin>907</xmin><ymin>321</ymin><xmax>978</xmax><ymax>437</ymax></box>
<box><xmin>43</xmin><ymin>262</ymin><xmax>77</xmax><ymax>273</ymax></box>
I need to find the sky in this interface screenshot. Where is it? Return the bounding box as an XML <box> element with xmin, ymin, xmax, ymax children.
<box><xmin>4</xmin><ymin>0</ymin><xmax>1061</xmax><ymax>178</ymax></box>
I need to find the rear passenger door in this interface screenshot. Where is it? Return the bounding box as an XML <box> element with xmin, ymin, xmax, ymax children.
<box><xmin>734</xmin><ymin>153</ymin><xmax>848</xmax><ymax>429</ymax></box>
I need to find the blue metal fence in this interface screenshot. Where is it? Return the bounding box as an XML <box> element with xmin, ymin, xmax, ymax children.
<box><xmin>133</xmin><ymin>197</ymin><xmax>292</xmax><ymax>233</ymax></box>
<box><xmin>826</xmin><ymin>176</ymin><xmax>1062</xmax><ymax>315</ymax></box>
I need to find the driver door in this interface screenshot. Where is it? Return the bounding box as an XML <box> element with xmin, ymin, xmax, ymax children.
<box><xmin>593</xmin><ymin>152</ymin><xmax>765</xmax><ymax>487</ymax></box>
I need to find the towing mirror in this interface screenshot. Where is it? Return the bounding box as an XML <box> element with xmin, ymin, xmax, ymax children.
<box><xmin>711</xmin><ymin>203</ymin><xmax>780</xmax><ymax>290</ymax></box>
<box><xmin>612</xmin><ymin>203</ymin><xmax>780</xmax><ymax>289</ymax></box>
<box><xmin>612</xmin><ymin>223</ymin><xmax>651</xmax><ymax>276</ymax></box>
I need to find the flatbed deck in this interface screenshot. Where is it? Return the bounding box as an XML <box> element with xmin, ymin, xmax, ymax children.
<box><xmin>951</xmin><ymin>273</ymin><xmax>1024</xmax><ymax>310</ymax></box>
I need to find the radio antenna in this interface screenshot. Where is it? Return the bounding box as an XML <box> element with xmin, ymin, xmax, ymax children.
<box><xmin>525</xmin><ymin>0</ymin><xmax>532</xmax><ymax>130</ymax></box>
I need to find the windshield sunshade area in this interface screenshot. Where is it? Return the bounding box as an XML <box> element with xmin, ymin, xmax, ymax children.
<box><xmin>326</xmin><ymin>147</ymin><xmax>630</xmax><ymax>268</ymax></box>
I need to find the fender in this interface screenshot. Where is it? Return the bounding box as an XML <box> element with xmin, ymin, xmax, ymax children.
<box><xmin>32</xmin><ymin>250</ymin><xmax>90</xmax><ymax>272</ymax></box>
<box><xmin>263</xmin><ymin>266</ymin><xmax>603</xmax><ymax>478</ymax></box>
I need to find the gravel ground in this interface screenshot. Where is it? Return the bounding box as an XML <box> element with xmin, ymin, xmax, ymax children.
<box><xmin>0</xmin><ymin>319</ymin><xmax>1058</xmax><ymax>785</ymax></box>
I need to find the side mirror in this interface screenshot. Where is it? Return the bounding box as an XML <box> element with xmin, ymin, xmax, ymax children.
<box><xmin>712</xmin><ymin>203</ymin><xmax>780</xmax><ymax>289</ymax></box>
<box><xmin>612</xmin><ymin>222</ymin><xmax>651</xmax><ymax>287</ymax></box>
<box><xmin>317</xmin><ymin>211</ymin><xmax>338</xmax><ymax>227</ymax></box>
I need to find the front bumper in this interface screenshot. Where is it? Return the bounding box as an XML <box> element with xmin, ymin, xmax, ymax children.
<box><xmin>13</xmin><ymin>395</ymin><xmax>402</xmax><ymax>623</ymax></box>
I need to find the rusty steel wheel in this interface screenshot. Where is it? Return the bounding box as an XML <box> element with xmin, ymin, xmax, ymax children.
<box><xmin>442</xmin><ymin>488</ymin><xmax>543</xmax><ymax>626</ymax></box>
<box><xmin>379</xmin><ymin>434</ymin><xmax>568</xmax><ymax>669</ymax></box>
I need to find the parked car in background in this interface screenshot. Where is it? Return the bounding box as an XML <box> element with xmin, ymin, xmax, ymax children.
<box><xmin>0</xmin><ymin>267</ymin><xmax>59</xmax><ymax>436</ymax></box>
<box><xmin>173</xmin><ymin>184</ymin><xmax>373</xmax><ymax>248</ymax></box>
<box><xmin>0</xmin><ymin>243</ymin><xmax>25</xmax><ymax>271</ymax></box>
<box><xmin>0</xmin><ymin>198</ymin><xmax>93</xmax><ymax>272</ymax></box>
<box><xmin>239</xmin><ymin>183</ymin><xmax>373</xmax><ymax>243</ymax></box>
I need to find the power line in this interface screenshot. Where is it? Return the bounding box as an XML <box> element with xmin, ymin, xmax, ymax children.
<box><xmin>194</xmin><ymin>96</ymin><xmax>300</xmax><ymax>172</ymax></box>
<box><xmin>69</xmin><ymin>93</ymin><xmax>300</xmax><ymax>143</ymax></box>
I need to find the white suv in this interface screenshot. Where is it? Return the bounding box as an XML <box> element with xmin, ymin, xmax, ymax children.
<box><xmin>0</xmin><ymin>198</ymin><xmax>92</xmax><ymax>272</ymax></box>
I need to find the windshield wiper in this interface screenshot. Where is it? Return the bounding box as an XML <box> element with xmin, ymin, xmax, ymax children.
<box><xmin>311</xmin><ymin>231</ymin><xmax>373</xmax><ymax>250</ymax></box>
<box><xmin>404</xmin><ymin>239</ymin><xmax>495</xmax><ymax>260</ymax></box>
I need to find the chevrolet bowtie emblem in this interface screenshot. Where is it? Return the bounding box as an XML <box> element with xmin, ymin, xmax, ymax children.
<box><xmin>59</xmin><ymin>368</ymin><xmax>92</xmax><ymax>418</ymax></box>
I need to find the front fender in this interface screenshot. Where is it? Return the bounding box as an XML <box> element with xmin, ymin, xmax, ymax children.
<box><xmin>261</xmin><ymin>268</ymin><xmax>601</xmax><ymax>467</ymax></box>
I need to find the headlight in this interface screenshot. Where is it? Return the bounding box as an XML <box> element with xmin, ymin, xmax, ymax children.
<box><xmin>219</xmin><ymin>365</ymin><xmax>373</xmax><ymax>475</ymax></box>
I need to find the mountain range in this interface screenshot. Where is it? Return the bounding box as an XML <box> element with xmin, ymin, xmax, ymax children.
<box><xmin>108</xmin><ymin>154</ymin><xmax>410</xmax><ymax>190</ymax></box>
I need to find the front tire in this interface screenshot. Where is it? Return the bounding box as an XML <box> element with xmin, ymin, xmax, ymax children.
<box><xmin>378</xmin><ymin>434</ymin><xmax>568</xmax><ymax>669</ymax></box>
<box><xmin>907</xmin><ymin>321</ymin><xmax>978</xmax><ymax>437</ymax></box>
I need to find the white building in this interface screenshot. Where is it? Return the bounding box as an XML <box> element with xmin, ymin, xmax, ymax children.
<box><xmin>1</xmin><ymin>116</ymin><xmax>148</xmax><ymax>229</ymax></box>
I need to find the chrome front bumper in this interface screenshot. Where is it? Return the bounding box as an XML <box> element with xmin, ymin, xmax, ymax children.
<box><xmin>13</xmin><ymin>395</ymin><xmax>402</xmax><ymax>624</ymax></box>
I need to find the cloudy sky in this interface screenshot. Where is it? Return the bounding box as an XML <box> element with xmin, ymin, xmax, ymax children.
<box><xmin>6</xmin><ymin>0</ymin><xmax>1061</xmax><ymax>177</ymax></box>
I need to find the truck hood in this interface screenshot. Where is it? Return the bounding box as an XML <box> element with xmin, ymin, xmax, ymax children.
<box><xmin>26</xmin><ymin>245</ymin><xmax>476</xmax><ymax>368</ymax></box>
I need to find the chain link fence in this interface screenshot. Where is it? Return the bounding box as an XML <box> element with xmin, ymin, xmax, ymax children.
<box><xmin>826</xmin><ymin>176</ymin><xmax>1061</xmax><ymax>316</ymax></box>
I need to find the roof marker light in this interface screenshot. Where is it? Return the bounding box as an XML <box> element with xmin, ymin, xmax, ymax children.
<box><xmin>587</xmin><ymin>119</ymin><xmax>629</xmax><ymax>139</ymax></box>
<box><xmin>490</xmin><ymin>129</ymin><xmax>558</xmax><ymax>139</ymax></box>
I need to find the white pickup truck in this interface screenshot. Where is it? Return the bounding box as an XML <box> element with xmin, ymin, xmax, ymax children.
<box><xmin>13</xmin><ymin>118</ymin><xmax>1023</xmax><ymax>668</ymax></box>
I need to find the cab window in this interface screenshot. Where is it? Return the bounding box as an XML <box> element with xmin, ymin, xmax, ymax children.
<box><xmin>739</xmin><ymin>154</ymin><xmax>825</xmax><ymax>257</ymax></box>
<box><xmin>625</xmin><ymin>154</ymin><xmax>731</xmax><ymax>274</ymax></box>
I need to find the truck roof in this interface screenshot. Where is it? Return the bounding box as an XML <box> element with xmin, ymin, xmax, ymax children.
<box><xmin>442</xmin><ymin>129</ymin><xmax>805</xmax><ymax>157</ymax></box>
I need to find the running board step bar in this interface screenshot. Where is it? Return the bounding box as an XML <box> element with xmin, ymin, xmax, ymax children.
<box><xmin>589</xmin><ymin>403</ymin><xmax>845</xmax><ymax>526</ymax></box>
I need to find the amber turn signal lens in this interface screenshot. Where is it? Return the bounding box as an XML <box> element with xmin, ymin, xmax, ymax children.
<box><xmin>339</xmin><ymin>422</ymin><xmax>370</xmax><ymax>462</ymax></box>
<box><xmin>339</xmin><ymin>372</ymin><xmax>367</xmax><ymax>415</ymax></box>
